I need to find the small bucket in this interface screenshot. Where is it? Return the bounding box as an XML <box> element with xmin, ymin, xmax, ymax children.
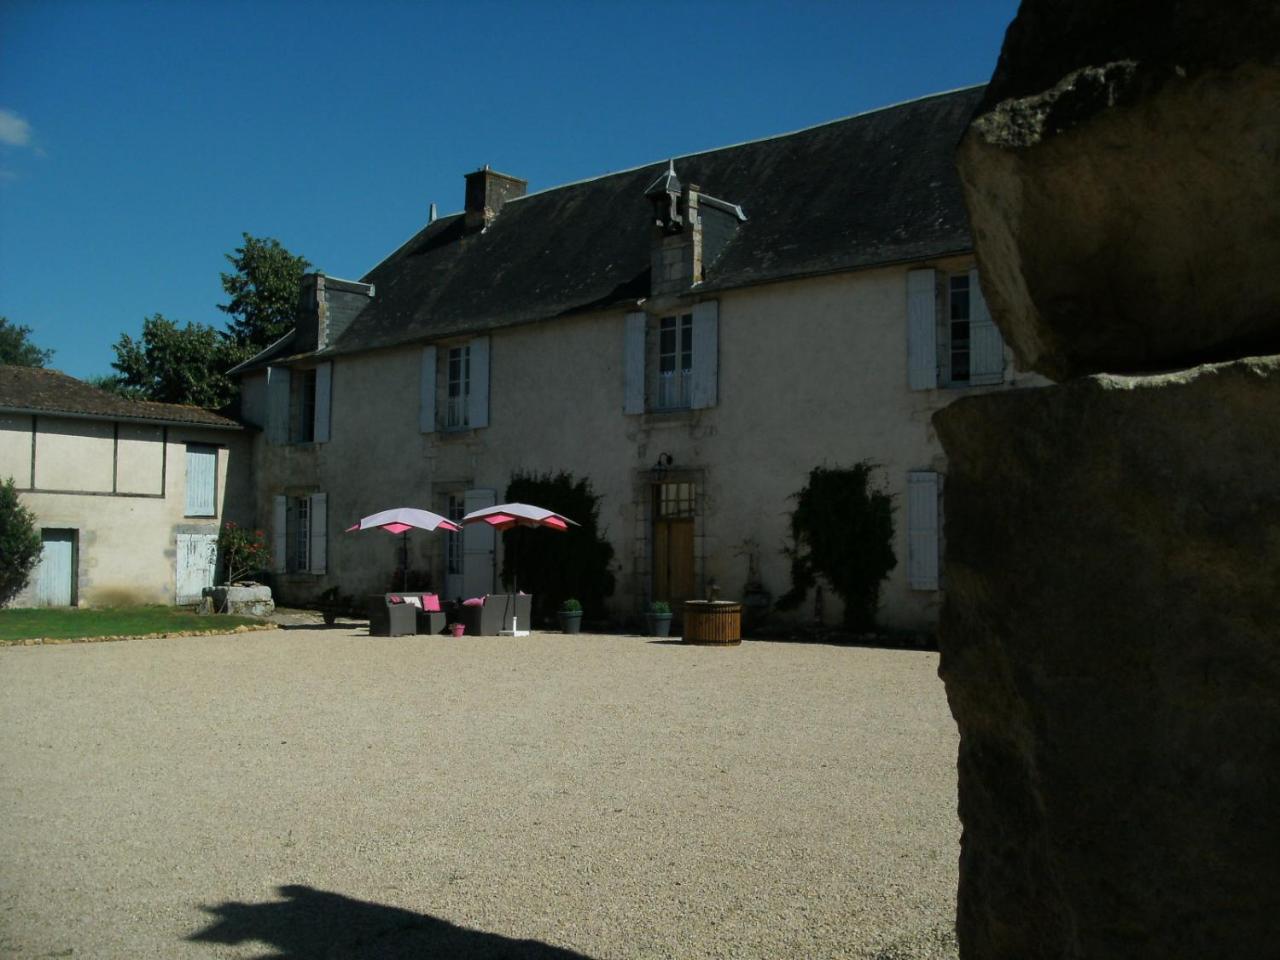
<box><xmin>450</xmin><ymin>623</ymin><xmax>465</xmax><ymax>638</ymax></box>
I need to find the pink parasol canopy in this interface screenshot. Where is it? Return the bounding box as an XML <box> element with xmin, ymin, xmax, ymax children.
<box><xmin>347</xmin><ymin>507</ymin><xmax>461</xmax><ymax>590</ymax></box>
<box><xmin>459</xmin><ymin>502</ymin><xmax>577</xmax><ymax>531</ymax></box>
<box><xmin>346</xmin><ymin>507</ymin><xmax>461</xmax><ymax>535</ymax></box>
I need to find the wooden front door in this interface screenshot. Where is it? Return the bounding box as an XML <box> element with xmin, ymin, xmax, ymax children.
<box><xmin>653</xmin><ymin>482</ymin><xmax>695</xmax><ymax>605</ymax></box>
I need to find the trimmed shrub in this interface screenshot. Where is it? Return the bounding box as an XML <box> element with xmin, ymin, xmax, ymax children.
<box><xmin>0</xmin><ymin>478</ymin><xmax>42</xmax><ymax>605</ymax></box>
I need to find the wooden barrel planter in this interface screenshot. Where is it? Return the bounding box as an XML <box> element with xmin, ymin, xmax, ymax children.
<box><xmin>682</xmin><ymin>601</ymin><xmax>742</xmax><ymax>645</ymax></box>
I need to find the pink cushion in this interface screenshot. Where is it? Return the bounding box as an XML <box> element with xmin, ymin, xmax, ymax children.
<box><xmin>463</xmin><ymin>597</ymin><xmax>484</xmax><ymax>607</ymax></box>
<box><xmin>388</xmin><ymin>595</ymin><xmax>403</xmax><ymax>604</ymax></box>
<box><xmin>422</xmin><ymin>594</ymin><xmax>441</xmax><ymax>612</ymax></box>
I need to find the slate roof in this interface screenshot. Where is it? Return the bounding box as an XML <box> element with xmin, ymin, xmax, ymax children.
<box><xmin>325</xmin><ymin>85</ymin><xmax>984</xmax><ymax>357</ymax></box>
<box><xmin>0</xmin><ymin>366</ymin><xmax>242</xmax><ymax>429</ymax></box>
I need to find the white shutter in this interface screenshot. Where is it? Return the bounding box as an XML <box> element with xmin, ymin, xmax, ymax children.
<box><xmin>469</xmin><ymin>336</ymin><xmax>490</xmax><ymax>428</ymax></box>
<box><xmin>907</xmin><ymin>269</ymin><xmax>938</xmax><ymax>391</ymax></box>
<box><xmin>308</xmin><ymin>492</ymin><xmax>327</xmax><ymax>574</ymax></box>
<box><xmin>462</xmin><ymin>487</ymin><xmax>496</xmax><ymax>597</ymax></box>
<box><xmin>184</xmin><ymin>446</ymin><xmax>217</xmax><ymax>516</ymax></box>
<box><xmin>623</xmin><ymin>311</ymin><xmax>646</xmax><ymax>414</ymax></box>
<box><xmin>968</xmin><ymin>268</ymin><xmax>1006</xmax><ymax>384</ymax></box>
<box><xmin>313</xmin><ymin>362</ymin><xmax>332</xmax><ymax>442</ymax></box>
<box><xmin>267</xmin><ymin>367</ymin><xmax>291</xmax><ymax>444</ymax></box>
<box><xmin>419</xmin><ymin>345</ymin><xmax>437</xmax><ymax>433</ymax></box>
<box><xmin>272</xmin><ymin>495</ymin><xmax>287</xmax><ymax>573</ymax></box>
<box><xmin>908</xmin><ymin>471</ymin><xmax>940</xmax><ymax>590</ymax></box>
<box><xmin>690</xmin><ymin>300</ymin><xmax>719</xmax><ymax>410</ymax></box>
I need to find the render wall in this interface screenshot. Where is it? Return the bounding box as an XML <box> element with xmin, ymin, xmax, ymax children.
<box><xmin>255</xmin><ymin>258</ymin><xmax>1043</xmax><ymax>631</ymax></box>
<box><xmin>1</xmin><ymin>414</ymin><xmax>252</xmax><ymax>607</ymax></box>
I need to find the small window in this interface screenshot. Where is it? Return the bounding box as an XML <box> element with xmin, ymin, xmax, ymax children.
<box><xmin>444</xmin><ymin>491</ymin><xmax>465</xmax><ymax>576</ymax></box>
<box><xmin>288</xmin><ymin>496</ymin><xmax>311</xmax><ymax>572</ymax></box>
<box><xmin>445</xmin><ymin>345</ymin><xmax>471</xmax><ymax>430</ymax></box>
<box><xmin>657</xmin><ymin>481</ymin><xmax>695</xmax><ymax>519</ymax></box>
<box><xmin>184</xmin><ymin>445</ymin><xmax>217</xmax><ymax>517</ymax></box>
<box><xmin>292</xmin><ymin>369</ymin><xmax>318</xmax><ymax>443</ymax></box>
<box><xmin>655</xmin><ymin>314</ymin><xmax>693</xmax><ymax>410</ymax></box>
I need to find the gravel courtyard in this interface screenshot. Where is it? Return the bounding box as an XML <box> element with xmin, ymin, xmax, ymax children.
<box><xmin>0</xmin><ymin>628</ymin><xmax>960</xmax><ymax>959</ymax></box>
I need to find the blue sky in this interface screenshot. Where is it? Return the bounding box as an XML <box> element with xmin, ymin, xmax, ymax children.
<box><xmin>0</xmin><ymin>0</ymin><xmax>1018</xmax><ymax>380</ymax></box>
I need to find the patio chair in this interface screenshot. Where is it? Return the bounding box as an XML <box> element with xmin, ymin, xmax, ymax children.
<box><xmin>456</xmin><ymin>593</ymin><xmax>533</xmax><ymax>636</ymax></box>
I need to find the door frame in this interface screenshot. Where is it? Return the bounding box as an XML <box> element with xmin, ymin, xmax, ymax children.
<box><xmin>633</xmin><ymin>467</ymin><xmax>706</xmax><ymax>611</ymax></box>
<box><xmin>36</xmin><ymin>528</ymin><xmax>78</xmax><ymax>607</ymax></box>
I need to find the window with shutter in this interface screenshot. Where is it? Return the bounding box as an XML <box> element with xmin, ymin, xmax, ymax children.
<box><xmin>939</xmin><ymin>268</ymin><xmax>1005</xmax><ymax>387</ymax></box>
<box><xmin>184</xmin><ymin>445</ymin><xmax>217</xmax><ymax>517</ymax></box>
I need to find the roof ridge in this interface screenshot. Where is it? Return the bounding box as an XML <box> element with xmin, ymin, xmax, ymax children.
<box><xmin>507</xmin><ymin>83</ymin><xmax>986</xmax><ymax>204</ymax></box>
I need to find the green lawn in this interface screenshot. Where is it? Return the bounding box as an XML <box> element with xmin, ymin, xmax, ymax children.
<box><xmin>0</xmin><ymin>606</ymin><xmax>267</xmax><ymax>643</ymax></box>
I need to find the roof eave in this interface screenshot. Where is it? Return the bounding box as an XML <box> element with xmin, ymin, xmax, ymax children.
<box><xmin>0</xmin><ymin>404</ymin><xmax>243</xmax><ymax>431</ymax></box>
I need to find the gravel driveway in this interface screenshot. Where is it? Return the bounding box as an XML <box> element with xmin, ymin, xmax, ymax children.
<box><xmin>0</xmin><ymin>628</ymin><xmax>960</xmax><ymax>959</ymax></box>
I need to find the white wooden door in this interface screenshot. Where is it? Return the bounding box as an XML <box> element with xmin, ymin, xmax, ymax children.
<box><xmin>462</xmin><ymin>488</ymin><xmax>496</xmax><ymax>598</ymax></box>
<box><xmin>35</xmin><ymin>530</ymin><xmax>75</xmax><ymax>607</ymax></box>
<box><xmin>176</xmin><ymin>533</ymin><xmax>218</xmax><ymax>604</ymax></box>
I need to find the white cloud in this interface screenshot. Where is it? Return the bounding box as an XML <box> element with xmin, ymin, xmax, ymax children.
<box><xmin>0</xmin><ymin>109</ymin><xmax>33</xmax><ymax>148</ymax></box>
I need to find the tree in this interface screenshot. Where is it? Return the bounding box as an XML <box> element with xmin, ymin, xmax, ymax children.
<box><xmin>110</xmin><ymin>314</ymin><xmax>248</xmax><ymax>408</ymax></box>
<box><xmin>0</xmin><ymin>477</ymin><xmax>42</xmax><ymax>605</ymax></box>
<box><xmin>218</xmin><ymin>233</ymin><xmax>311</xmax><ymax>350</ymax></box>
<box><xmin>0</xmin><ymin>317</ymin><xmax>54</xmax><ymax>367</ymax></box>
<box><xmin>777</xmin><ymin>463</ymin><xmax>897</xmax><ymax>632</ymax></box>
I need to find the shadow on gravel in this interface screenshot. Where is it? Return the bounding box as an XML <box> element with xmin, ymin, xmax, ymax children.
<box><xmin>188</xmin><ymin>883</ymin><xmax>595</xmax><ymax>959</ymax></box>
<box><xmin>275</xmin><ymin>622</ymin><xmax>364</xmax><ymax>632</ymax></box>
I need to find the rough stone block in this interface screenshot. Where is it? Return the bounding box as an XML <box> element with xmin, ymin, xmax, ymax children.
<box><xmin>934</xmin><ymin>354</ymin><xmax>1280</xmax><ymax>959</ymax></box>
<box><xmin>204</xmin><ymin>584</ymin><xmax>275</xmax><ymax>618</ymax></box>
<box><xmin>958</xmin><ymin>0</ymin><xmax>1280</xmax><ymax>380</ymax></box>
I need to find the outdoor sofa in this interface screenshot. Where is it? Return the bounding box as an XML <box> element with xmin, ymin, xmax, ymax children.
<box><xmin>368</xmin><ymin>593</ymin><xmax>447</xmax><ymax>637</ymax></box>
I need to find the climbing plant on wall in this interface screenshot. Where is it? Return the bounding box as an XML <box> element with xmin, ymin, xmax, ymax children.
<box><xmin>776</xmin><ymin>462</ymin><xmax>897</xmax><ymax>631</ymax></box>
<box><xmin>503</xmin><ymin>471</ymin><xmax>616</xmax><ymax>624</ymax></box>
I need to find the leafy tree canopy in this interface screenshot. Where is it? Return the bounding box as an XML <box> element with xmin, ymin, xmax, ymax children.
<box><xmin>109</xmin><ymin>314</ymin><xmax>249</xmax><ymax>409</ymax></box>
<box><xmin>0</xmin><ymin>477</ymin><xmax>42</xmax><ymax>605</ymax></box>
<box><xmin>776</xmin><ymin>463</ymin><xmax>897</xmax><ymax>631</ymax></box>
<box><xmin>502</xmin><ymin>471</ymin><xmax>616</xmax><ymax>623</ymax></box>
<box><xmin>0</xmin><ymin>317</ymin><xmax>54</xmax><ymax>367</ymax></box>
<box><xmin>218</xmin><ymin>233</ymin><xmax>311</xmax><ymax>350</ymax></box>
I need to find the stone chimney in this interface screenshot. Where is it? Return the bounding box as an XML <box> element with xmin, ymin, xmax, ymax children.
<box><xmin>646</xmin><ymin>163</ymin><xmax>704</xmax><ymax>297</ymax></box>
<box><xmin>295</xmin><ymin>273</ymin><xmax>375</xmax><ymax>352</ymax></box>
<box><xmin>464</xmin><ymin>165</ymin><xmax>528</xmax><ymax>233</ymax></box>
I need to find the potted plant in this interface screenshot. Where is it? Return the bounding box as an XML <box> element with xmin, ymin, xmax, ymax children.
<box><xmin>558</xmin><ymin>598</ymin><xmax>583</xmax><ymax>634</ymax></box>
<box><xmin>646</xmin><ymin>600</ymin><xmax>673</xmax><ymax>637</ymax></box>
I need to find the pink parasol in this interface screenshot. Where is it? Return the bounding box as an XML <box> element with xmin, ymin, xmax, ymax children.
<box><xmin>347</xmin><ymin>507</ymin><xmax>461</xmax><ymax>590</ymax></box>
<box><xmin>459</xmin><ymin>503</ymin><xmax>577</xmax><ymax>634</ymax></box>
<box><xmin>459</xmin><ymin>502</ymin><xmax>577</xmax><ymax>532</ymax></box>
<box><xmin>346</xmin><ymin>507</ymin><xmax>461</xmax><ymax>535</ymax></box>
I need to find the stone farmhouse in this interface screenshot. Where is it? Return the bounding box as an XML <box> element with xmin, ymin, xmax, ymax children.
<box><xmin>231</xmin><ymin>85</ymin><xmax>1041</xmax><ymax>631</ymax></box>
<box><xmin>0</xmin><ymin>366</ymin><xmax>251</xmax><ymax>607</ymax></box>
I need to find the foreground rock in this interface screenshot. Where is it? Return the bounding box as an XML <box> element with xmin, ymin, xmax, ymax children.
<box><xmin>934</xmin><ymin>355</ymin><xmax>1280</xmax><ymax>958</ymax></box>
<box><xmin>958</xmin><ymin>0</ymin><xmax>1280</xmax><ymax>380</ymax></box>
